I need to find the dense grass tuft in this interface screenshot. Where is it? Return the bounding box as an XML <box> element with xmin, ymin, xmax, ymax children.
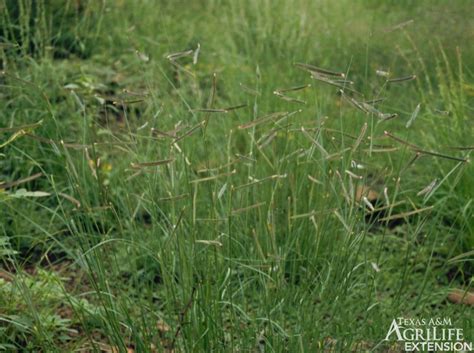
<box><xmin>1</xmin><ymin>1</ymin><xmax>473</xmax><ymax>351</ymax></box>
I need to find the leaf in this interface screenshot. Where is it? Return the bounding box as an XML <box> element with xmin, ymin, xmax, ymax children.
<box><xmin>447</xmin><ymin>289</ymin><xmax>474</xmax><ymax>306</ymax></box>
<box><xmin>63</xmin><ymin>83</ymin><xmax>80</xmax><ymax>90</ymax></box>
<box><xmin>0</xmin><ymin>129</ymin><xmax>27</xmax><ymax>149</ymax></box>
<box><xmin>355</xmin><ymin>185</ymin><xmax>379</xmax><ymax>202</ymax></box>
<box><xmin>0</xmin><ymin>120</ymin><xmax>43</xmax><ymax>133</ymax></box>
<box><xmin>0</xmin><ymin>172</ymin><xmax>43</xmax><ymax>190</ymax></box>
<box><xmin>0</xmin><ymin>120</ymin><xmax>44</xmax><ymax>149</ymax></box>
<box><xmin>448</xmin><ymin>250</ymin><xmax>474</xmax><ymax>264</ymax></box>
<box><xmin>156</xmin><ymin>319</ymin><xmax>171</xmax><ymax>333</ymax></box>
<box><xmin>11</xmin><ymin>188</ymin><xmax>51</xmax><ymax>198</ymax></box>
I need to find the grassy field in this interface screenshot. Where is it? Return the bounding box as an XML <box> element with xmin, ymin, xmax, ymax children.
<box><xmin>1</xmin><ymin>0</ymin><xmax>473</xmax><ymax>351</ymax></box>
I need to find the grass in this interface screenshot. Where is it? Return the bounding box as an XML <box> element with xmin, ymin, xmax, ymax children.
<box><xmin>0</xmin><ymin>0</ymin><xmax>473</xmax><ymax>351</ymax></box>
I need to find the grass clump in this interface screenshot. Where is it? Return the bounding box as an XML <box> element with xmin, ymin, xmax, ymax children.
<box><xmin>0</xmin><ymin>0</ymin><xmax>473</xmax><ymax>351</ymax></box>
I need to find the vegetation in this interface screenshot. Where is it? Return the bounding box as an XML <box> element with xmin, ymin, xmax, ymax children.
<box><xmin>1</xmin><ymin>0</ymin><xmax>472</xmax><ymax>351</ymax></box>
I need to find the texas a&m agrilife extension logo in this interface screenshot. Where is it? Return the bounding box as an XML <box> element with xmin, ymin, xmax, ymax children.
<box><xmin>384</xmin><ymin>317</ymin><xmax>472</xmax><ymax>352</ymax></box>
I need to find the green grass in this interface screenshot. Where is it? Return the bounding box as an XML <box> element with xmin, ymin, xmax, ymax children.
<box><xmin>1</xmin><ymin>0</ymin><xmax>473</xmax><ymax>352</ymax></box>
